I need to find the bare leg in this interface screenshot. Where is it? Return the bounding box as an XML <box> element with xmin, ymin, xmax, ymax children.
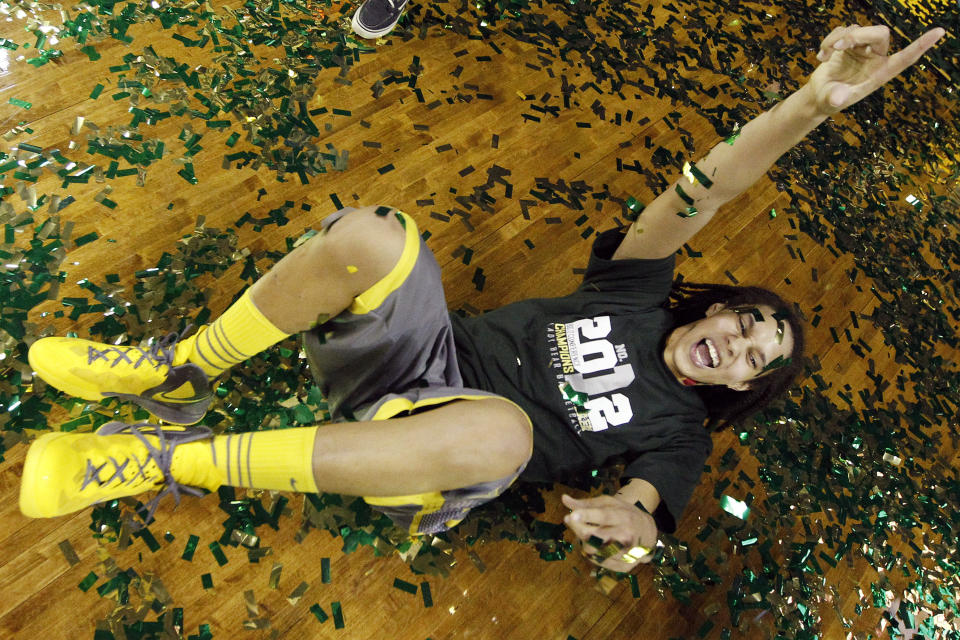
<box><xmin>249</xmin><ymin>206</ymin><xmax>407</xmax><ymax>333</ymax></box>
<box><xmin>248</xmin><ymin>207</ymin><xmax>532</xmax><ymax>495</ymax></box>
<box><xmin>311</xmin><ymin>398</ymin><xmax>532</xmax><ymax>496</ymax></box>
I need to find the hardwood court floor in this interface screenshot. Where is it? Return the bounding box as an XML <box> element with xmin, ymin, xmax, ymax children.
<box><xmin>0</xmin><ymin>0</ymin><xmax>956</xmax><ymax>639</ymax></box>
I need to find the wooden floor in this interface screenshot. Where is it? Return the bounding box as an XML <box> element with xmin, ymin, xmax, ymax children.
<box><xmin>0</xmin><ymin>0</ymin><xmax>957</xmax><ymax>638</ymax></box>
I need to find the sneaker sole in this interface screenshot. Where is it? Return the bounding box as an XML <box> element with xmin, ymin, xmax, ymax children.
<box><xmin>20</xmin><ymin>431</ymin><xmax>72</xmax><ymax>518</ymax></box>
<box><xmin>350</xmin><ymin>12</ymin><xmax>401</xmax><ymax>39</ymax></box>
<box><xmin>106</xmin><ymin>391</ymin><xmax>212</xmax><ymax>425</ymax></box>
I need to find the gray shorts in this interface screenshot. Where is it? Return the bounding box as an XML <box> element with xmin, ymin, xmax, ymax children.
<box><xmin>301</xmin><ymin>207</ymin><xmax>530</xmax><ymax>535</ymax></box>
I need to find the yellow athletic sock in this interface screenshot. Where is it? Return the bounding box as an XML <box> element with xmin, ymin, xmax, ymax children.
<box><xmin>170</xmin><ymin>427</ymin><xmax>320</xmax><ymax>493</ymax></box>
<box><xmin>176</xmin><ymin>289</ymin><xmax>290</xmax><ymax>378</ymax></box>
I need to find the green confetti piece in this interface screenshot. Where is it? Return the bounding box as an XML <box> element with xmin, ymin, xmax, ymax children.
<box><xmin>321</xmin><ymin>557</ymin><xmax>331</xmax><ymax>584</ymax></box>
<box><xmin>135</xmin><ymin>527</ymin><xmax>161</xmax><ymax>552</ymax></box>
<box><xmin>78</xmin><ymin>571</ymin><xmax>98</xmax><ymax>592</ymax></box>
<box><xmin>74</xmin><ymin>232</ymin><xmax>99</xmax><ymax>247</ymax></box>
<box><xmin>201</xmin><ymin>573</ymin><xmax>213</xmax><ymax>589</ymax></box>
<box><xmin>209</xmin><ymin>541</ymin><xmax>228</xmax><ymax>566</ymax></box>
<box><xmin>331</xmin><ymin>601</ymin><xmax>344</xmax><ymax>629</ymax></box>
<box><xmin>561</xmin><ymin>383</ymin><xmax>588</xmax><ymax>407</ymax></box>
<box><xmin>421</xmin><ymin>581</ymin><xmax>433</xmax><ymax>608</ymax></box>
<box><xmin>310</xmin><ymin>603</ymin><xmax>328</xmax><ymax>623</ymax></box>
<box><xmin>698</xmin><ymin>620</ymin><xmax>715</xmax><ymax>637</ymax></box>
<box><xmin>225</xmin><ymin>132</ymin><xmax>240</xmax><ymax>147</ymax></box>
<box><xmin>675</xmin><ymin>184</ymin><xmax>695</xmax><ymax>205</ymax></box>
<box><xmin>687</xmin><ymin>162</ymin><xmax>713</xmax><ymax>188</ymax></box>
<box><xmin>393</xmin><ymin>578</ymin><xmax>418</xmax><ymax>594</ymax></box>
<box><xmin>760</xmin><ymin>355</ymin><xmax>791</xmax><ymax>374</ymax></box>
<box><xmin>8</xmin><ymin>98</ymin><xmax>31</xmax><ymax>109</ymax></box>
<box><xmin>292</xmin><ymin>404</ymin><xmax>314</xmax><ymax>423</ymax></box>
<box><xmin>719</xmin><ymin>495</ymin><xmax>750</xmax><ymax>520</ymax></box>
<box><xmin>182</xmin><ymin>534</ymin><xmax>199</xmax><ymax>560</ymax></box>
<box><xmin>80</xmin><ymin>45</ymin><xmax>100</xmax><ymax>61</ymax></box>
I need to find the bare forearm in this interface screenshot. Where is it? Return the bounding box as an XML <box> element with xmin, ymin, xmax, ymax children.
<box><xmin>615</xmin><ymin>477</ymin><xmax>661</xmax><ymax>514</ymax></box>
<box><xmin>682</xmin><ymin>84</ymin><xmax>829</xmax><ymax>212</ymax></box>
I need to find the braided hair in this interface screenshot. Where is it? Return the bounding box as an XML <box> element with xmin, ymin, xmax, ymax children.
<box><xmin>666</xmin><ymin>280</ymin><xmax>806</xmax><ymax>431</ymax></box>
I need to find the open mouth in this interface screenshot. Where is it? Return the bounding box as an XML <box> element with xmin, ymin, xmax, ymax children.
<box><xmin>691</xmin><ymin>338</ymin><xmax>719</xmax><ymax>368</ymax></box>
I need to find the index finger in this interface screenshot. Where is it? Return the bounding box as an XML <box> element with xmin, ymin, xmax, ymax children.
<box><xmin>568</xmin><ymin>506</ymin><xmax>621</xmax><ymax>527</ymax></box>
<box><xmin>881</xmin><ymin>27</ymin><xmax>946</xmax><ymax>81</ymax></box>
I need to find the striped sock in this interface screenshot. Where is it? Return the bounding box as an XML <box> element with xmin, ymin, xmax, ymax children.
<box><xmin>171</xmin><ymin>427</ymin><xmax>320</xmax><ymax>493</ymax></box>
<box><xmin>177</xmin><ymin>289</ymin><xmax>290</xmax><ymax>378</ymax></box>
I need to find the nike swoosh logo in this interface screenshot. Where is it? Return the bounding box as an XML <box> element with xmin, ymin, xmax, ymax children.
<box><xmin>153</xmin><ymin>391</ymin><xmax>211</xmax><ymax>404</ymax></box>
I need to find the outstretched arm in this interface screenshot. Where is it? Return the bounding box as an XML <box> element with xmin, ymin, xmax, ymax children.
<box><xmin>613</xmin><ymin>24</ymin><xmax>946</xmax><ymax>261</ymax></box>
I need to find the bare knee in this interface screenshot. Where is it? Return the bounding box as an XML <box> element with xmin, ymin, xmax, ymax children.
<box><xmin>461</xmin><ymin>398</ymin><xmax>532</xmax><ymax>480</ymax></box>
<box><xmin>249</xmin><ymin>206</ymin><xmax>408</xmax><ymax>332</ymax></box>
<box><xmin>310</xmin><ymin>206</ymin><xmax>407</xmax><ymax>286</ymax></box>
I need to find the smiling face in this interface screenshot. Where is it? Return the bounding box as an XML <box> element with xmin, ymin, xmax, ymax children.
<box><xmin>663</xmin><ymin>303</ymin><xmax>795</xmax><ymax>390</ymax></box>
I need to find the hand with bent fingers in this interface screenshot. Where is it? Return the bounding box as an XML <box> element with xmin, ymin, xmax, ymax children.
<box><xmin>562</xmin><ymin>493</ymin><xmax>657</xmax><ymax>573</ymax></box>
<box><xmin>808</xmin><ymin>24</ymin><xmax>945</xmax><ymax>115</ymax></box>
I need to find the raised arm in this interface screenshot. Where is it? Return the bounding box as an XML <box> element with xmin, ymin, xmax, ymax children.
<box><xmin>613</xmin><ymin>24</ymin><xmax>946</xmax><ymax>261</ymax></box>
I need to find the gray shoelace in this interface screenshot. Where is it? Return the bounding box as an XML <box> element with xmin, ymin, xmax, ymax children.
<box><xmin>93</xmin><ymin>420</ymin><xmax>212</xmax><ymax>527</ymax></box>
<box><xmin>85</xmin><ymin>326</ymin><xmax>193</xmax><ymax>370</ymax></box>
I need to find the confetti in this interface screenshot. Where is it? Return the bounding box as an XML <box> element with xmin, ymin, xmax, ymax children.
<box><xmin>331</xmin><ymin>601</ymin><xmax>345</xmax><ymax>629</ymax></box>
<box><xmin>719</xmin><ymin>495</ymin><xmax>750</xmax><ymax>520</ymax></box>
<box><xmin>58</xmin><ymin>540</ymin><xmax>81</xmax><ymax>566</ymax></box>
<box><xmin>393</xmin><ymin>578</ymin><xmax>418</xmax><ymax>594</ymax></box>
<box><xmin>310</xmin><ymin>603</ymin><xmax>329</xmax><ymax>623</ymax></box>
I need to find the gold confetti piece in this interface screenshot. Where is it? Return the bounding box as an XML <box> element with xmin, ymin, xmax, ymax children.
<box><xmin>149</xmin><ymin>577</ymin><xmax>174</xmax><ymax>605</ymax></box>
<box><xmin>230</xmin><ymin>529</ymin><xmax>259</xmax><ymax>548</ymax></box>
<box><xmin>621</xmin><ymin>545</ymin><xmax>652</xmax><ymax>562</ymax></box>
<box><xmin>596</xmin><ymin>575</ymin><xmax>619</xmax><ymax>594</ymax></box>
<box><xmin>244</xmin><ymin>589</ymin><xmax>259</xmax><ymax>617</ymax></box>
<box><xmin>242</xmin><ymin>618</ymin><xmax>272</xmax><ymax>630</ymax></box>
<box><xmin>58</xmin><ymin>540</ymin><xmax>80</xmax><ymax>566</ymax></box>
<box><xmin>287</xmin><ymin>581</ymin><xmax>309</xmax><ymax>605</ymax></box>
<box><xmin>883</xmin><ymin>452</ymin><xmax>902</xmax><ymax>466</ymax></box>
<box><xmin>468</xmin><ymin>551</ymin><xmax>486</xmax><ymax>573</ymax></box>
<box><xmin>269</xmin><ymin>563</ymin><xmax>282</xmax><ymax>589</ymax></box>
<box><xmin>346</xmin><ymin>265</ymin><xmax>358</xmax><ymax>273</ymax></box>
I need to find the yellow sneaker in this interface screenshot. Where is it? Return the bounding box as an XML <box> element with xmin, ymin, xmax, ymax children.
<box><xmin>19</xmin><ymin>422</ymin><xmax>213</xmax><ymax>522</ymax></box>
<box><xmin>28</xmin><ymin>331</ymin><xmax>212</xmax><ymax>424</ymax></box>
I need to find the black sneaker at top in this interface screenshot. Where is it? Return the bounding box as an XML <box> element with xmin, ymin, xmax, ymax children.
<box><xmin>350</xmin><ymin>0</ymin><xmax>410</xmax><ymax>39</ymax></box>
